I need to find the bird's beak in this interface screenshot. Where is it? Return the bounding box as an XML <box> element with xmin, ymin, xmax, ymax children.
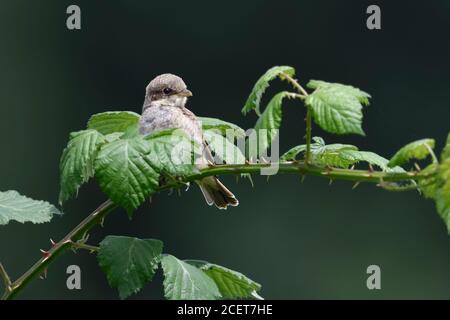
<box><xmin>178</xmin><ymin>89</ymin><xmax>193</xmax><ymax>97</ymax></box>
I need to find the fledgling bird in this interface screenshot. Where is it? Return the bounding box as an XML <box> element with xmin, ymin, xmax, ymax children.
<box><xmin>139</xmin><ymin>73</ymin><xmax>239</xmax><ymax>209</ymax></box>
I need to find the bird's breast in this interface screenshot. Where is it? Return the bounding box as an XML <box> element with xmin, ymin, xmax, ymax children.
<box><xmin>139</xmin><ymin>105</ymin><xmax>203</xmax><ymax>144</ymax></box>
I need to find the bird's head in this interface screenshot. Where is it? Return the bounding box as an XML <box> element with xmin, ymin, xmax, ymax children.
<box><xmin>143</xmin><ymin>73</ymin><xmax>192</xmax><ymax>109</ymax></box>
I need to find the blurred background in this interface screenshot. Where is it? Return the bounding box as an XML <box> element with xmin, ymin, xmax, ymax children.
<box><xmin>0</xmin><ymin>0</ymin><xmax>449</xmax><ymax>299</ymax></box>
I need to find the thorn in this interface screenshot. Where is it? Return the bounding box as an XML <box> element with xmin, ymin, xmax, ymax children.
<box><xmin>329</xmin><ymin>179</ymin><xmax>333</xmax><ymax>185</ymax></box>
<box><xmin>185</xmin><ymin>182</ymin><xmax>190</xmax><ymax>192</ymax></box>
<box><xmin>301</xmin><ymin>175</ymin><xmax>306</xmax><ymax>183</ymax></box>
<box><xmin>40</xmin><ymin>249</ymin><xmax>50</xmax><ymax>258</ymax></box>
<box><xmin>352</xmin><ymin>182</ymin><xmax>360</xmax><ymax>189</ymax></box>
<box><xmin>100</xmin><ymin>217</ymin><xmax>105</xmax><ymax>228</ymax></box>
<box><xmin>245</xmin><ymin>159</ymin><xmax>250</xmax><ymax>165</ymax></box>
<box><xmin>350</xmin><ymin>165</ymin><xmax>355</xmax><ymax>170</ymax></box>
<box><xmin>266</xmin><ymin>176</ymin><xmax>271</xmax><ymax>183</ymax></box>
<box><xmin>368</xmin><ymin>164</ymin><xmax>374</xmax><ymax>172</ymax></box>
<box><xmin>207</xmin><ymin>160</ymin><xmax>214</xmax><ymax>166</ymax></box>
<box><xmin>50</xmin><ymin>238</ymin><xmax>56</xmax><ymax>246</ymax></box>
<box><xmin>414</xmin><ymin>162</ymin><xmax>421</xmax><ymax>172</ymax></box>
<box><xmin>321</xmin><ymin>166</ymin><xmax>333</xmax><ymax>175</ymax></box>
<box><xmin>260</xmin><ymin>156</ymin><xmax>269</xmax><ymax>164</ymax></box>
<box><xmin>39</xmin><ymin>268</ymin><xmax>48</xmax><ymax>280</ymax></box>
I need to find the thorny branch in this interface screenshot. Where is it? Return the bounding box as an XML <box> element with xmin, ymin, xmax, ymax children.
<box><xmin>0</xmin><ymin>160</ymin><xmax>437</xmax><ymax>300</ymax></box>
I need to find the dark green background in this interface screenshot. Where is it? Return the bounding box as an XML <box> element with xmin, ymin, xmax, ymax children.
<box><xmin>1</xmin><ymin>0</ymin><xmax>449</xmax><ymax>299</ymax></box>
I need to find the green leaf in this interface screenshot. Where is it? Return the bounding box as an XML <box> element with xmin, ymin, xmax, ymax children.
<box><xmin>281</xmin><ymin>137</ymin><xmax>358</xmax><ymax>165</ymax></box>
<box><xmin>252</xmin><ymin>91</ymin><xmax>289</xmax><ymax>156</ymax></box>
<box><xmin>87</xmin><ymin>111</ymin><xmax>140</xmax><ymax>135</ymax></box>
<box><xmin>145</xmin><ymin>129</ymin><xmax>198</xmax><ymax>178</ymax></box>
<box><xmin>419</xmin><ymin>164</ymin><xmax>439</xmax><ymax>199</ymax></box>
<box><xmin>339</xmin><ymin>150</ymin><xmax>393</xmax><ymax>171</ymax></box>
<box><xmin>204</xmin><ymin>130</ymin><xmax>246</xmax><ymax>165</ymax></box>
<box><xmin>198</xmin><ymin>117</ymin><xmax>246</xmax><ymax>139</ymax></box>
<box><xmin>161</xmin><ymin>255</ymin><xmax>221</xmax><ymax>300</ymax></box>
<box><xmin>104</xmin><ymin>132</ymin><xmax>124</xmax><ymax>143</ymax></box>
<box><xmin>441</xmin><ymin>133</ymin><xmax>450</xmax><ymax>161</ymax></box>
<box><xmin>418</xmin><ymin>135</ymin><xmax>450</xmax><ymax>232</ymax></box>
<box><xmin>0</xmin><ymin>190</ymin><xmax>61</xmax><ymax>225</ymax></box>
<box><xmin>94</xmin><ymin>137</ymin><xmax>159</xmax><ymax>214</ymax></box>
<box><xmin>200</xmin><ymin>263</ymin><xmax>261</xmax><ymax>300</ymax></box>
<box><xmin>310</xmin><ymin>137</ymin><xmax>358</xmax><ymax>168</ymax></box>
<box><xmin>435</xmin><ymin>158</ymin><xmax>450</xmax><ymax>232</ymax></box>
<box><xmin>242</xmin><ymin>66</ymin><xmax>295</xmax><ymax>116</ymax></box>
<box><xmin>280</xmin><ymin>145</ymin><xmax>306</xmax><ymax>161</ymax></box>
<box><xmin>97</xmin><ymin>236</ymin><xmax>163</xmax><ymax>299</ymax></box>
<box><xmin>307</xmin><ymin>80</ymin><xmax>371</xmax><ymax>106</ymax></box>
<box><xmin>59</xmin><ymin>130</ymin><xmax>106</xmax><ymax>204</ymax></box>
<box><xmin>388</xmin><ymin>138</ymin><xmax>436</xmax><ymax>167</ymax></box>
<box><xmin>305</xmin><ymin>82</ymin><xmax>370</xmax><ymax>135</ymax></box>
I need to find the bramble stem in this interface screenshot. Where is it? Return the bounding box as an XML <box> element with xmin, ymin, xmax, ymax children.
<box><xmin>0</xmin><ymin>161</ymin><xmax>436</xmax><ymax>300</ymax></box>
<box><xmin>1</xmin><ymin>200</ymin><xmax>117</xmax><ymax>300</ymax></box>
<box><xmin>71</xmin><ymin>242</ymin><xmax>100</xmax><ymax>253</ymax></box>
<box><xmin>305</xmin><ymin>107</ymin><xmax>313</xmax><ymax>164</ymax></box>
<box><xmin>282</xmin><ymin>73</ymin><xmax>309</xmax><ymax>97</ymax></box>
<box><xmin>0</xmin><ymin>263</ymin><xmax>11</xmax><ymax>293</ymax></box>
<box><xmin>281</xmin><ymin>72</ymin><xmax>313</xmax><ymax>163</ymax></box>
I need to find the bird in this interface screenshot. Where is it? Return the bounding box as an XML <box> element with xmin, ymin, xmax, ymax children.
<box><xmin>139</xmin><ymin>73</ymin><xmax>239</xmax><ymax>209</ymax></box>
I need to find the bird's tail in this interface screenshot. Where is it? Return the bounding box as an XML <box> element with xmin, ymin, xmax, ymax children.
<box><xmin>198</xmin><ymin>176</ymin><xmax>239</xmax><ymax>209</ymax></box>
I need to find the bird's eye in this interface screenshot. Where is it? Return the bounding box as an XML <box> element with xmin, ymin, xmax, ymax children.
<box><xmin>163</xmin><ymin>88</ymin><xmax>173</xmax><ymax>94</ymax></box>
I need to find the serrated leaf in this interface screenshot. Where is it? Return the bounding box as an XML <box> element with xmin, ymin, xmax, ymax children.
<box><xmin>242</xmin><ymin>66</ymin><xmax>295</xmax><ymax>116</ymax></box>
<box><xmin>0</xmin><ymin>190</ymin><xmax>61</xmax><ymax>225</ymax></box>
<box><xmin>307</xmin><ymin>80</ymin><xmax>371</xmax><ymax>106</ymax></box>
<box><xmin>310</xmin><ymin>137</ymin><xmax>358</xmax><ymax>168</ymax></box>
<box><xmin>204</xmin><ymin>130</ymin><xmax>245</xmax><ymax>165</ymax></box>
<box><xmin>251</xmin><ymin>91</ymin><xmax>288</xmax><ymax>157</ymax></box>
<box><xmin>87</xmin><ymin>111</ymin><xmax>140</xmax><ymax>135</ymax></box>
<box><xmin>59</xmin><ymin>130</ymin><xmax>106</xmax><ymax>204</ymax></box>
<box><xmin>436</xmin><ymin>158</ymin><xmax>450</xmax><ymax>232</ymax></box>
<box><xmin>388</xmin><ymin>138</ymin><xmax>436</xmax><ymax>168</ymax></box>
<box><xmin>281</xmin><ymin>137</ymin><xmax>358</xmax><ymax>165</ymax></box>
<box><xmin>198</xmin><ymin>262</ymin><xmax>261</xmax><ymax>300</ymax></box>
<box><xmin>97</xmin><ymin>236</ymin><xmax>163</xmax><ymax>299</ymax></box>
<box><xmin>435</xmin><ymin>134</ymin><xmax>450</xmax><ymax>229</ymax></box>
<box><xmin>441</xmin><ymin>133</ymin><xmax>450</xmax><ymax>161</ymax></box>
<box><xmin>305</xmin><ymin>82</ymin><xmax>370</xmax><ymax>135</ymax></box>
<box><xmin>419</xmin><ymin>164</ymin><xmax>439</xmax><ymax>199</ymax></box>
<box><xmin>198</xmin><ymin>117</ymin><xmax>246</xmax><ymax>139</ymax></box>
<box><xmin>104</xmin><ymin>132</ymin><xmax>124</xmax><ymax>143</ymax></box>
<box><xmin>161</xmin><ymin>255</ymin><xmax>221</xmax><ymax>300</ymax></box>
<box><xmin>145</xmin><ymin>129</ymin><xmax>198</xmax><ymax>177</ymax></box>
<box><xmin>339</xmin><ymin>150</ymin><xmax>391</xmax><ymax>171</ymax></box>
<box><xmin>94</xmin><ymin>137</ymin><xmax>159</xmax><ymax>214</ymax></box>
<box><xmin>280</xmin><ymin>145</ymin><xmax>307</xmax><ymax>161</ymax></box>
<box><xmin>418</xmin><ymin>137</ymin><xmax>450</xmax><ymax>232</ymax></box>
